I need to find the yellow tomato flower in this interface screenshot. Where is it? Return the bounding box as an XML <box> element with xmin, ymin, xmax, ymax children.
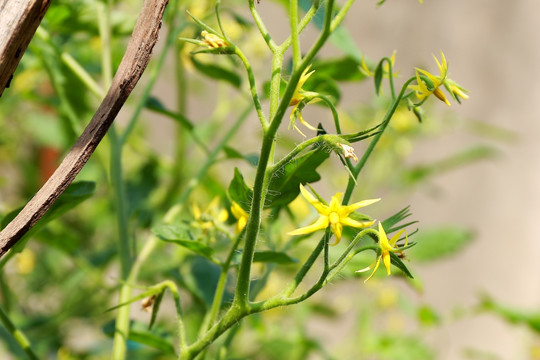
<box><xmin>231</xmin><ymin>201</ymin><xmax>249</xmax><ymax>233</ymax></box>
<box><xmin>289</xmin><ymin>66</ymin><xmax>318</xmax><ymax>136</ymax></box>
<box><xmin>288</xmin><ymin>185</ymin><xmax>379</xmax><ymax>245</ymax></box>
<box><xmin>191</xmin><ymin>197</ymin><xmax>229</xmax><ymax>230</ymax></box>
<box><xmin>357</xmin><ymin>222</ymin><xmax>408</xmax><ymax>282</ymax></box>
<box><xmin>290</xmin><ymin>65</ymin><xmax>315</xmax><ymax>106</ymax></box>
<box><xmin>409</xmin><ymin>51</ymin><xmax>450</xmax><ymax>106</ymax></box>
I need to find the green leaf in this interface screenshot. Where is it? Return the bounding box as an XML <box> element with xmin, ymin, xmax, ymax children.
<box><xmin>223</xmin><ymin>147</ymin><xmax>259</xmax><ymax>166</ymax></box>
<box><xmin>417</xmin><ymin>305</ymin><xmax>440</xmax><ymax>327</ymax></box>
<box><xmin>402</xmin><ymin>146</ymin><xmax>498</xmax><ymax>185</ymax></box>
<box><xmin>152</xmin><ymin>224</ymin><xmax>215</xmax><ymax>259</ymax></box>
<box><xmin>128</xmin><ymin>328</ymin><xmax>176</xmax><ymax>355</ymax></box>
<box><xmin>228</xmin><ymin>168</ymin><xmax>253</xmax><ymax>212</ymax></box>
<box><xmin>191</xmin><ymin>57</ymin><xmax>242</xmax><ymax>88</ymax></box>
<box><xmin>479</xmin><ymin>295</ymin><xmax>540</xmax><ymax>333</ymax></box>
<box><xmin>266</xmin><ymin>146</ymin><xmax>330</xmax><ymax>208</ymax></box>
<box><xmin>180</xmin><ymin>256</ymin><xmax>223</xmax><ymax>308</ymax></box>
<box><xmin>408</xmin><ymin>226</ymin><xmax>473</xmax><ymax>262</ymax></box>
<box><xmin>253</xmin><ymin>251</ymin><xmax>298</xmax><ymax>264</ymax></box>
<box><xmin>312</xmin><ymin>56</ymin><xmax>366</xmax><ymax>82</ymax></box>
<box><xmin>310</xmin><ymin>75</ymin><xmax>341</xmax><ymax>103</ymax></box>
<box><xmin>1</xmin><ymin>181</ymin><xmax>96</xmax><ymax>254</ymax></box>
<box><xmin>145</xmin><ymin>96</ymin><xmax>194</xmax><ymax>130</ymax></box>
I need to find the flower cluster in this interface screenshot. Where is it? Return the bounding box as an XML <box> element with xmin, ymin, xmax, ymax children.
<box><xmin>409</xmin><ymin>51</ymin><xmax>469</xmax><ymax>106</ymax></box>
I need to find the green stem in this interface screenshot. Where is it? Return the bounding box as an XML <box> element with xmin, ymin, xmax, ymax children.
<box><xmin>0</xmin><ymin>306</ymin><xmax>39</xmax><ymax>360</ymax></box>
<box><xmin>280</xmin><ymin>0</ymin><xmax>321</xmax><ymax>51</ymax></box>
<box><xmin>235</xmin><ymin>48</ymin><xmax>268</xmax><ymax>130</ymax></box>
<box><xmin>330</xmin><ymin>0</ymin><xmax>356</xmax><ymax>32</ymax></box>
<box><xmin>271</xmin><ymin>135</ymin><xmax>324</xmax><ymax>171</ymax></box>
<box><xmin>342</xmin><ymin>77</ymin><xmax>416</xmax><ymax>205</ymax></box>
<box><xmin>248</xmin><ymin>0</ymin><xmax>277</xmax><ymax>51</ymax></box>
<box><xmin>233</xmin><ymin>0</ymin><xmax>335</xmax><ymax>311</ymax></box>
<box><xmin>290</xmin><ymin>0</ymin><xmax>301</xmax><ymax>70</ymax></box>
<box><xmin>314</xmin><ymin>94</ymin><xmax>342</xmax><ymax>133</ymax></box>
<box><xmin>35</xmin><ymin>27</ymin><xmax>105</xmax><ymax>99</ymax></box>
<box><xmin>199</xmin><ymin>232</ymin><xmax>243</xmax><ymax>338</ymax></box>
<box><xmin>268</xmin><ymin>51</ymin><xmax>284</xmax><ymax>121</ymax></box>
<box><xmin>98</xmin><ymin>2</ymin><xmax>133</xmax><ymax>358</ymax></box>
<box><xmin>97</xmin><ymin>0</ymin><xmax>113</xmax><ymax>90</ymax></box>
<box><xmin>109</xmin><ymin>125</ymin><xmax>133</xmax><ymax>360</ymax></box>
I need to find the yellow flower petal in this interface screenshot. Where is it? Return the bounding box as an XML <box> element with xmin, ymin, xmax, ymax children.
<box><xmin>288</xmin><ymin>216</ymin><xmax>329</xmax><ymax>236</ymax></box>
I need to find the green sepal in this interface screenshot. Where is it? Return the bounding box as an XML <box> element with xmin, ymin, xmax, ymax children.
<box><xmin>149</xmin><ymin>291</ymin><xmax>165</xmax><ymax>330</ymax></box>
<box><xmin>407</xmin><ymin>98</ymin><xmax>424</xmax><ymax>123</ymax></box>
<box><xmin>389</xmin><ymin>252</ymin><xmax>414</xmax><ymax>279</ymax></box>
<box><xmin>374</xmin><ymin>61</ymin><xmax>384</xmax><ymax>95</ymax></box>
<box><xmin>340</xmin><ymin>122</ymin><xmax>382</xmax><ymax>143</ymax></box>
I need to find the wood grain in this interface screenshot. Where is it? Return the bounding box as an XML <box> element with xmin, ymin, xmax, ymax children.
<box><xmin>0</xmin><ymin>0</ymin><xmax>51</xmax><ymax>97</ymax></box>
<box><xmin>0</xmin><ymin>0</ymin><xmax>169</xmax><ymax>257</ymax></box>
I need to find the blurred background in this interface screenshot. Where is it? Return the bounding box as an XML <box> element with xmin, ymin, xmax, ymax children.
<box><xmin>321</xmin><ymin>1</ymin><xmax>540</xmax><ymax>359</ymax></box>
<box><xmin>240</xmin><ymin>1</ymin><xmax>540</xmax><ymax>359</ymax></box>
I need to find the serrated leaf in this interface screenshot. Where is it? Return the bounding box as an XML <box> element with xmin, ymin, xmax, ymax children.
<box><xmin>152</xmin><ymin>224</ymin><xmax>214</xmax><ymax>259</ymax></box>
<box><xmin>266</xmin><ymin>147</ymin><xmax>329</xmax><ymax>208</ymax></box>
<box><xmin>191</xmin><ymin>57</ymin><xmax>242</xmax><ymax>88</ymax></box>
<box><xmin>228</xmin><ymin>168</ymin><xmax>253</xmax><ymax>212</ymax></box>
<box><xmin>408</xmin><ymin>226</ymin><xmax>473</xmax><ymax>262</ymax></box>
<box><xmin>253</xmin><ymin>251</ymin><xmax>298</xmax><ymax>264</ymax></box>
